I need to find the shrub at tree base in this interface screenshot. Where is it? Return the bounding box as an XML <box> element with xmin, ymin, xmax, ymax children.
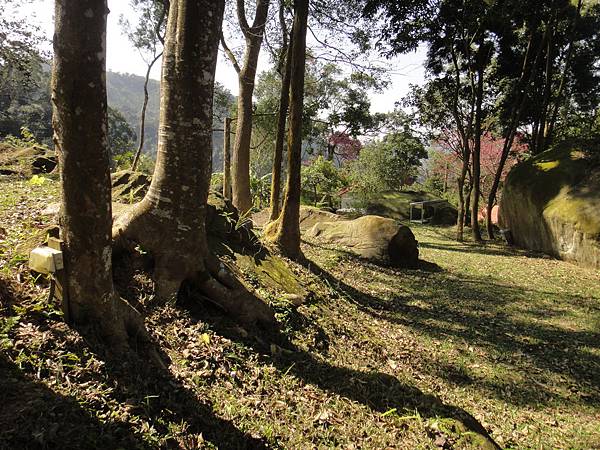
<box><xmin>500</xmin><ymin>141</ymin><xmax>600</xmax><ymax>269</ymax></box>
<box><xmin>306</xmin><ymin>215</ymin><xmax>419</xmax><ymax>267</ymax></box>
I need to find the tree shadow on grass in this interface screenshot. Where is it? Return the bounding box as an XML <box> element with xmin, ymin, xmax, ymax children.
<box><xmin>418</xmin><ymin>241</ymin><xmax>553</xmax><ymax>259</ymax></box>
<box><xmin>300</xmin><ymin>238</ymin><xmax>444</xmax><ymax>273</ymax></box>
<box><xmin>180</xmin><ymin>296</ymin><xmax>501</xmax><ymax>449</ymax></box>
<box><xmin>0</xmin><ymin>353</ymin><xmax>145</xmax><ymax>450</ymax></box>
<box><xmin>0</xmin><ymin>277</ymin><xmax>268</xmax><ymax>450</ymax></box>
<box><xmin>298</xmin><ymin>254</ymin><xmax>600</xmax><ymax>408</ymax></box>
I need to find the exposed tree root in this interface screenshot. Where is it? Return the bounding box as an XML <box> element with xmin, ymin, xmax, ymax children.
<box><xmin>113</xmin><ymin>203</ymin><xmax>276</xmax><ymax>327</ymax></box>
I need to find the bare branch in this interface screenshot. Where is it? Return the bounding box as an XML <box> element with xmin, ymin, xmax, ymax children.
<box><xmin>220</xmin><ymin>33</ymin><xmax>241</xmax><ymax>74</ymax></box>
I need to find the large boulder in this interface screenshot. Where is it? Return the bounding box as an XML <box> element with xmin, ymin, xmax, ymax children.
<box><xmin>347</xmin><ymin>190</ymin><xmax>457</xmax><ymax>225</ymax></box>
<box><xmin>500</xmin><ymin>142</ymin><xmax>600</xmax><ymax>269</ymax></box>
<box><xmin>298</xmin><ymin>205</ymin><xmax>346</xmax><ymax>230</ymax></box>
<box><xmin>253</xmin><ymin>205</ymin><xmax>346</xmax><ymax>229</ymax></box>
<box><xmin>306</xmin><ymin>215</ymin><xmax>419</xmax><ymax>267</ymax></box>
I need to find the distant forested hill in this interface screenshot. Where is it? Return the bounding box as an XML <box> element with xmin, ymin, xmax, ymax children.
<box><xmin>106</xmin><ymin>72</ymin><xmax>234</xmax><ymax>168</ymax></box>
<box><xmin>106</xmin><ymin>72</ymin><xmax>161</xmax><ymax>157</ymax></box>
<box><xmin>1</xmin><ymin>65</ymin><xmax>234</xmax><ymax>170</ymax></box>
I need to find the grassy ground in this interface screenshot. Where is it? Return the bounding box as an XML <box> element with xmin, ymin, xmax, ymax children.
<box><xmin>1</xmin><ymin>174</ymin><xmax>599</xmax><ymax>449</ymax></box>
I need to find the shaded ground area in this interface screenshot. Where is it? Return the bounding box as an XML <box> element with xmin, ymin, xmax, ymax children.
<box><xmin>1</xmin><ymin>175</ymin><xmax>599</xmax><ymax>448</ymax></box>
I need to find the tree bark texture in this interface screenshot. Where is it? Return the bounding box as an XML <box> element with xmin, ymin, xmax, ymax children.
<box><xmin>470</xmin><ymin>52</ymin><xmax>485</xmax><ymax>242</ymax></box>
<box><xmin>230</xmin><ymin>0</ymin><xmax>270</xmax><ymax>214</ymax></box>
<box><xmin>113</xmin><ymin>0</ymin><xmax>274</xmax><ymax>325</ymax></box>
<box><xmin>266</xmin><ymin>0</ymin><xmax>309</xmax><ymax>259</ymax></box>
<box><xmin>52</xmin><ymin>0</ymin><xmax>147</xmax><ymax>349</ymax></box>
<box><xmin>223</xmin><ymin>116</ymin><xmax>232</xmax><ymax>199</ymax></box>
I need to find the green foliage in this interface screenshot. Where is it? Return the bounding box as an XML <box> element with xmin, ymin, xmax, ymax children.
<box><xmin>113</xmin><ymin>151</ymin><xmax>155</xmax><ymax>175</ymax></box>
<box><xmin>348</xmin><ymin>131</ymin><xmax>427</xmax><ymax>203</ymax></box>
<box><xmin>250</xmin><ymin>173</ymin><xmax>271</xmax><ymax>210</ymax></box>
<box><xmin>3</xmin><ymin>126</ymin><xmax>41</xmax><ymax>148</ymax></box>
<box><xmin>0</xmin><ymin>55</ymin><xmax>52</xmax><ymax>145</ymax></box>
<box><xmin>107</xmin><ymin>106</ymin><xmax>136</xmax><ymax>164</ymax></box>
<box><xmin>210</xmin><ymin>172</ymin><xmax>224</xmax><ymax>192</ymax></box>
<box><xmin>301</xmin><ymin>156</ymin><xmax>347</xmax><ymax>207</ymax></box>
<box><xmin>253</xmin><ymin>60</ymin><xmax>384</xmax><ymax>160</ymax></box>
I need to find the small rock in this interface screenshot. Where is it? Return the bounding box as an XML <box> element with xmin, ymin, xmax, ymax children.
<box><xmin>282</xmin><ymin>293</ymin><xmax>304</xmax><ymax>306</ymax></box>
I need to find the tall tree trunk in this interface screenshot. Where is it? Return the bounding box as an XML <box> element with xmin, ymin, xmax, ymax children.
<box><xmin>450</xmin><ymin>45</ymin><xmax>473</xmax><ymax>242</ymax></box>
<box><xmin>265</xmin><ymin>0</ymin><xmax>309</xmax><ymax>259</ymax></box>
<box><xmin>456</xmin><ymin>154</ymin><xmax>470</xmax><ymax>241</ymax></box>
<box><xmin>223</xmin><ymin>116</ymin><xmax>232</xmax><ymax>200</ymax></box>
<box><xmin>471</xmin><ymin>60</ymin><xmax>484</xmax><ymax>242</ymax></box>
<box><xmin>227</xmin><ymin>0</ymin><xmax>270</xmax><ymax>214</ymax></box>
<box><xmin>535</xmin><ymin>27</ymin><xmax>554</xmax><ymax>154</ymax></box>
<box><xmin>485</xmin><ymin>28</ymin><xmax>545</xmax><ymax>239</ymax></box>
<box><xmin>113</xmin><ymin>0</ymin><xmax>274</xmax><ymax>326</ymax></box>
<box><xmin>52</xmin><ymin>0</ymin><xmax>147</xmax><ymax>350</ymax></box>
<box><xmin>546</xmin><ymin>0</ymin><xmax>582</xmax><ymax>147</ymax></box>
<box><xmin>131</xmin><ymin>52</ymin><xmax>162</xmax><ymax>172</ymax></box>
<box><xmin>269</xmin><ymin>22</ymin><xmax>293</xmax><ymax>222</ymax></box>
<box><xmin>464</xmin><ymin>175</ymin><xmax>473</xmax><ymax>228</ymax></box>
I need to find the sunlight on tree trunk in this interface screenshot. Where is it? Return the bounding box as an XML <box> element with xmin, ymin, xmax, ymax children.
<box><xmin>265</xmin><ymin>0</ymin><xmax>309</xmax><ymax>260</ymax></box>
<box><xmin>113</xmin><ymin>0</ymin><xmax>274</xmax><ymax>325</ymax></box>
<box><xmin>225</xmin><ymin>0</ymin><xmax>270</xmax><ymax>215</ymax></box>
<box><xmin>52</xmin><ymin>0</ymin><xmax>148</xmax><ymax>351</ymax></box>
<box><xmin>269</xmin><ymin>30</ymin><xmax>293</xmax><ymax>222</ymax></box>
<box><xmin>223</xmin><ymin>116</ymin><xmax>232</xmax><ymax>200</ymax></box>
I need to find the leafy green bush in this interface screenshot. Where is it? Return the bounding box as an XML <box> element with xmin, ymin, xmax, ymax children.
<box><xmin>348</xmin><ymin>131</ymin><xmax>426</xmax><ymax>205</ymax></box>
<box><xmin>301</xmin><ymin>156</ymin><xmax>347</xmax><ymax>208</ymax></box>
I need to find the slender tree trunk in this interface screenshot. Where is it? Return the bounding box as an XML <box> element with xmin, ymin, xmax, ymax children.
<box><xmin>535</xmin><ymin>28</ymin><xmax>554</xmax><ymax>154</ymax></box>
<box><xmin>269</xmin><ymin>32</ymin><xmax>293</xmax><ymax>222</ymax></box>
<box><xmin>464</xmin><ymin>175</ymin><xmax>473</xmax><ymax>227</ymax></box>
<box><xmin>223</xmin><ymin>116</ymin><xmax>232</xmax><ymax>199</ymax></box>
<box><xmin>456</xmin><ymin>154</ymin><xmax>470</xmax><ymax>241</ymax></box>
<box><xmin>113</xmin><ymin>0</ymin><xmax>274</xmax><ymax>325</ymax></box>
<box><xmin>471</xmin><ymin>57</ymin><xmax>485</xmax><ymax>242</ymax></box>
<box><xmin>52</xmin><ymin>0</ymin><xmax>147</xmax><ymax>350</ymax></box>
<box><xmin>266</xmin><ymin>0</ymin><xmax>309</xmax><ymax>259</ymax></box>
<box><xmin>450</xmin><ymin>45</ymin><xmax>473</xmax><ymax>242</ymax></box>
<box><xmin>131</xmin><ymin>52</ymin><xmax>162</xmax><ymax>172</ymax></box>
<box><xmin>229</xmin><ymin>0</ymin><xmax>270</xmax><ymax>214</ymax></box>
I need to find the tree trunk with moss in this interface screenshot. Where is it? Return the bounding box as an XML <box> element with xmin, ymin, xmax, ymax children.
<box><xmin>470</xmin><ymin>52</ymin><xmax>485</xmax><ymax>242</ymax></box>
<box><xmin>52</xmin><ymin>0</ymin><xmax>148</xmax><ymax>350</ymax></box>
<box><xmin>223</xmin><ymin>116</ymin><xmax>232</xmax><ymax>200</ymax></box>
<box><xmin>223</xmin><ymin>0</ymin><xmax>270</xmax><ymax>214</ymax></box>
<box><xmin>113</xmin><ymin>0</ymin><xmax>274</xmax><ymax>325</ymax></box>
<box><xmin>269</xmin><ymin>20</ymin><xmax>293</xmax><ymax>222</ymax></box>
<box><xmin>265</xmin><ymin>0</ymin><xmax>309</xmax><ymax>259</ymax></box>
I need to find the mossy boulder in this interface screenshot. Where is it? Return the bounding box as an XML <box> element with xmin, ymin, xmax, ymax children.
<box><xmin>0</xmin><ymin>144</ymin><xmax>56</xmax><ymax>176</ymax></box>
<box><xmin>306</xmin><ymin>215</ymin><xmax>419</xmax><ymax>267</ymax></box>
<box><xmin>500</xmin><ymin>142</ymin><xmax>600</xmax><ymax>269</ymax></box>
<box><xmin>298</xmin><ymin>205</ymin><xmax>346</xmax><ymax>230</ymax></box>
<box><xmin>111</xmin><ymin>170</ymin><xmax>151</xmax><ymax>201</ymax></box>
<box><xmin>363</xmin><ymin>191</ymin><xmax>457</xmax><ymax>225</ymax></box>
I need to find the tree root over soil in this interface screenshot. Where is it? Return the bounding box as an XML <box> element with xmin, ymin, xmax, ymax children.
<box><xmin>112</xmin><ymin>204</ymin><xmax>276</xmax><ymax>328</ymax></box>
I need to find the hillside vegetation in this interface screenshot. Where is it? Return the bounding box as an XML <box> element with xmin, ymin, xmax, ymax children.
<box><xmin>1</xmin><ymin>173</ymin><xmax>599</xmax><ymax>449</ymax></box>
